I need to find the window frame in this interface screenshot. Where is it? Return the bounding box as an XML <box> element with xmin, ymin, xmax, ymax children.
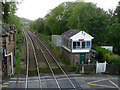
<box><xmin>72</xmin><ymin>41</ymin><xmax>91</xmax><ymax>50</ymax></box>
<box><xmin>85</xmin><ymin>41</ymin><xmax>91</xmax><ymax>49</ymax></box>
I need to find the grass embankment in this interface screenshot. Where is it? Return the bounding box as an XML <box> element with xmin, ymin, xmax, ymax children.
<box><xmin>37</xmin><ymin>33</ymin><xmax>61</xmax><ymax>57</ymax></box>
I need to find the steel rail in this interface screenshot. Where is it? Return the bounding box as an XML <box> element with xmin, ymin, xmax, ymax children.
<box><xmin>28</xmin><ymin>30</ymin><xmax>76</xmax><ymax>89</ymax></box>
<box><xmin>22</xmin><ymin>30</ymin><xmax>29</xmax><ymax>89</ymax></box>
<box><xmin>26</xmin><ymin>30</ymin><xmax>61</xmax><ymax>90</ymax></box>
<box><xmin>23</xmin><ymin>29</ymin><xmax>42</xmax><ymax>89</ymax></box>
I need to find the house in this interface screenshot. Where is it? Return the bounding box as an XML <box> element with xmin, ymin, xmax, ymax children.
<box><xmin>0</xmin><ymin>24</ymin><xmax>16</xmax><ymax>76</ymax></box>
<box><xmin>62</xmin><ymin>29</ymin><xmax>94</xmax><ymax>65</ymax></box>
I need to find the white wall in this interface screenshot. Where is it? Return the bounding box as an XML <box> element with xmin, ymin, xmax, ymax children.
<box><xmin>72</xmin><ymin>49</ymin><xmax>90</xmax><ymax>53</ymax></box>
<box><xmin>70</xmin><ymin>31</ymin><xmax>94</xmax><ymax>41</ymax></box>
<box><xmin>101</xmin><ymin>46</ymin><xmax>113</xmax><ymax>52</ymax></box>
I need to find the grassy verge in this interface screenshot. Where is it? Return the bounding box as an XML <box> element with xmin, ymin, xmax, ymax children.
<box><xmin>37</xmin><ymin>33</ymin><xmax>61</xmax><ymax>57</ymax></box>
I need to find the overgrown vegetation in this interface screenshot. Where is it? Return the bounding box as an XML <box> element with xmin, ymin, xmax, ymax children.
<box><xmin>2</xmin><ymin>1</ymin><xmax>24</xmax><ymax>71</ymax></box>
<box><xmin>62</xmin><ymin>58</ymin><xmax>71</xmax><ymax>65</ymax></box>
<box><xmin>93</xmin><ymin>45</ymin><xmax>120</xmax><ymax>73</ymax></box>
<box><xmin>33</xmin><ymin>31</ymin><xmax>62</xmax><ymax>57</ymax></box>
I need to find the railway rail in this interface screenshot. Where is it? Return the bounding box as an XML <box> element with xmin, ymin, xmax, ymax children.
<box><xmin>23</xmin><ymin>29</ymin><xmax>42</xmax><ymax>89</ymax></box>
<box><xmin>24</xmin><ymin>29</ymin><xmax>77</xmax><ymax>89</ymax></box>
<box><xmin>23</xmin><ymin>30</ymin><xmax>29</xmax><ymax>89</ymax></box>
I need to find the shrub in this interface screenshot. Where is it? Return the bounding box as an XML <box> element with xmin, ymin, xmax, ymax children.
<box><xmin>110</xmin><ymin>54</ymin><xmax>120</xmax><ymax>74</ymax></box>
<box><xmin>14</xmin><ymin>50</ymin><xmax>21</xmax><ymax>70</ymax></box>
<box><xmin>110</xmin><ymin>55</ymin><xmax>120</xmax><ymax>64</ymax></box>
<box><xmin>93</xmin><ymin>45</ymin><xmax>113</xmax><ymax>62</ymax></box>
<box><xmin>71</xmin><ymin>64</ymin><xmax>77</xmax><ymax>69</ymax></box>
<box><xmin>93</xmin><ymin>45</ymin><xmax>120</xmax><ymax>74</ymax></box>
<box><xmin>95</xmin><ymin>51</ymin><xmax>104</xmax><ymax>62</ymax></box>
<box><xmin>62</xmin><ymin>58</ymin><xmax>71</xmax><ymax>65</ymax></box>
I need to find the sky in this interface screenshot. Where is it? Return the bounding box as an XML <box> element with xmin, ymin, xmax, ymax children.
<box><xmin>16</xmin><ymin>0</ymin><xmax>120</xmax><ymax>21</ymax></box>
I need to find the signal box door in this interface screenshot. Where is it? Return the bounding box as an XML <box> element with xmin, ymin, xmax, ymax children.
<box><xmin>80</xmin><ymin>53</ymin><xmax>85</xmax><ymax>64</ymax></box>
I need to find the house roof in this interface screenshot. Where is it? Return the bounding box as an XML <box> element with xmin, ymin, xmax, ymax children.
<box><xmin>0</xmin><ymin>24</ymin><xmax>16</xmax><ymax>37</ymax></box>
<box><xmin>62</xmin><ymin>29</ymin><xmax>94</xmax><ymax>40</ymax></box>
<box><xmin>62</xmin><ymin>29</ymin><xmax>80</xmax><ymax>37</ymax></box>
<box><xmin>0</xmin><ymin>25</ymin><xmax>9</xmax><ymax>37</ymax></box>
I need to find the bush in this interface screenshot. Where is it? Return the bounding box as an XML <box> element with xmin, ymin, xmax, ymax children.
<box><xmin>71</xmin><ymin>64</ymin><xmax>77</xmax><ymax>69</ymax></box>
<box><xmin>14</xmin><ymin>50</ymin><xmax>21</xmax><ymax>71</ymax></box>
<box><xmin>110</xmin><ymin>54</ymin><xmax>120</xmax><ymax>74</ymax></box>
<box><xmin>93</xmin><ymin>45</ymin><xmax>120</xmax><ymax>74</ymax></box>
<box><xmin>93</xmin><ymin>45</ymin><xmax>113</xmax><ymax>62</ymax></box>
<box><xmin>95</xmin><ymin>51</ymin><xmax>104</xmax><ymax>62</ymax></box>
<box><xmin>110</xmin><ymin>55</ymin><xmax>120</xmax><ymax>64</ymax></box>
<box><xmin>62</xmin><ymin>58</ymin><xmax>71</xmax><ymax>65</ymax></box>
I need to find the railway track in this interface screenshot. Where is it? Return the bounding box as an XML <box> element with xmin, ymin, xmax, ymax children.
<box><xmin>23</xmin><ymin>29</ymin><xmax>42</xmax><ymax>89</ymax></box>
<box><xmin>24</xmin><ymin>29</ymin><xmax>77</xmax><ymax>89</ymax></box>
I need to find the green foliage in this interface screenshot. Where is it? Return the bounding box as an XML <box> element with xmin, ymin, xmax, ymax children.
<box><xmin>93</xmin><ymin>45</ymin><xmax>120</xmax><ymax>73</ymax></box>
<box><xmin>2</xmin><ymin>2</ymin><xmax>17</xmax><ymax>23</ymax></box>
<box><xmin>37</xmin><ymin>33</ymin><xmax>62</xmax><ymax>57</ymax></box>
<box><xmin>62</xmin><ymin>58</ymin><xmax>71</xmax><ymax>65</ymax></box>
<box><xmin>30</xmin><ymin>1</ymin><xmax>109</xmax><ymax>44</ymax></box>
<box><xmin>110</xmin><ymin>54</ymin><xmax>120</xmax><ymax>73</ymax></box>
<box><xmin>40</xmin><ymin>65</ymin><xmax>48</xmax><ymax>71</ymax></box>
<box><xmin>110</xmin><ymin>55</ymin><xmax>120</xmax><ymax>64</ymax></box>
<box><xmin>2</xmin><ymin>1</ymin><xmax>25</xmax><ymax>72</ymax></box>
<box><xmin>14</xmin><ymin>50</ymin><xmax>21</xmax><ymax>71</ymax></box>
<box><xmin>30</xmin><ymin>18</ymin><xmax>45</xmax><ymax>33</ymax></box>
<box><xmin>38</xmin><ymin>33</ymin><xmax>51</xmax><ymax>41</ymax></box>
<box><xmin>95</xmin><ymin>51</ymin><xmax>104</xmax><ymax>62</ymax></box>
<box><xmin>93</xmin><ymin>45</ymin><xmax>113</xmax><ymax>62</ymax></box>
<box><xmin>71</xmin><ymin>64</ymin><xmax>77</xmax><ymax>69</ymax></box>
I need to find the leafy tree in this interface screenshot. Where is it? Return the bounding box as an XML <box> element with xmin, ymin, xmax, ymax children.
<box><xmin>45</xmin><ymin>3</ymin><xmax>65</xmax><ymax>34</ymax></box>
<box><xmin>67</xmin><ymin>2</ymin><xmax>110</xmax><ymax>44</ymax></box>
<box><xmin>107</xmin><ymin>1</ymin><xmax>120</xmax><ymax>55</ymax></box>
<box><xmin>2</xmin><ymin>1</ymin><xmax>17</xmax><ymax>23</ymax></box>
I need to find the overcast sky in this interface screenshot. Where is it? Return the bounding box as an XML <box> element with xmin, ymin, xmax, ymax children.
<box><xmin>16</xmin><ymin>0</ymin><xmax>120</xmax><ymax>20</ymax></box>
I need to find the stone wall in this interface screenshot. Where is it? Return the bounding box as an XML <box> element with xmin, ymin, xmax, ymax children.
<box><xmin>1</xmin><ymin>33</ymin><xmax>16</xmax><ymax>76</ymax></box>
<box><xmin>6</xmin><ymin>34</ymin><xmax>15</xmax><ymax>76</ymax></box>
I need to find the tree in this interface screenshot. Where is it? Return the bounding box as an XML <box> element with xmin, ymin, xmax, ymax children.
<box><xmin>2</xmin><ymin>1</ymin><xmax>17</xmax><ymax>23</ymax></box>
<box><xmin>114</xmin><ymin>1</ymin><xmax>120</xmax><ymax>23</ymax></box>
<box><xmin>67</xmin><ymin>2</ymin><xmax>110</xmax><ymax>44</ymax></box>
<box><xmin>107</xmin><ymin>1</ymin><xmax>120</xmax><ymax>55</ymax></box>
